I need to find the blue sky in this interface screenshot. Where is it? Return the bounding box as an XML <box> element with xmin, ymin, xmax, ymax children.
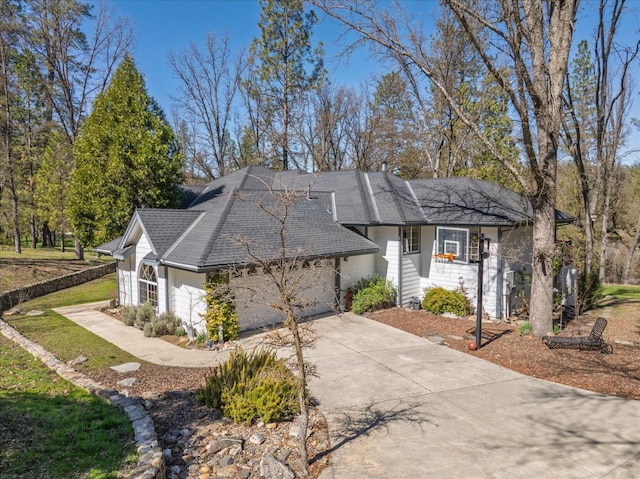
<box><xmin>100</xmin><ymin>0</ymin><xmax>640</xmax><ymax>161</ymax></box>
<box><xmin>104</xmin><ymin>0</ymin><xmax>413</xmax><ymax>113</ymax></box>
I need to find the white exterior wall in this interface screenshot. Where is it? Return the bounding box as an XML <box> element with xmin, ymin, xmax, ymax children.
<box><xmin>419</xmin><ymin>226</ymin><xmax>502</xmax><ymax>319</ymax></box>
<box><xmin>401</xmin><ymin>251</ymin><xmax>421</xmax><ymax>305</ymax></box>
<box><xmin>371</xmin><ymin>227</ymin><xmax>401</xmax><ymax>291</ymax></box>
<box><xmin>340</xmin><ymin>253</ymin><xmax>376</xmax><ymax>289</ymax></box>
<box><xmin>117</xmin><ymin>255</ymin><xmax>136</xmax><ymax>307</ymax></box>
<box><xmin>168</xmin><ymin>268</ymin><xmax>208</xmax><ymax>333</ymax></box>
<box><xmin>134</xmin><ymin>232</ymin><xmax>153</xmax><ymax>306</ymax></box>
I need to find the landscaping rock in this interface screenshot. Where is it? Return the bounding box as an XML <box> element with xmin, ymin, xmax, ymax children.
<box><xmin>110</xmin><ymin>362</ymin><xmax>141</xmax><ymax>373</ymax></box>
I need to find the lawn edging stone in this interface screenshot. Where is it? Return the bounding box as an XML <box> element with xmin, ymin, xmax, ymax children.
<box><xmin>0</xmin><ymin>317</ymin><xmax>165</xmax><ymax>479</ymax></box>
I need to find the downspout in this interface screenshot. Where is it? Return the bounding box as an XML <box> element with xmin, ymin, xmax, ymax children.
<box><xmin>334</xmin><ymin>257</ymin><xmax>341</xmax><ymax>311</ymax></box>
<box><xmin>116</xmin><ymin>260</ymin><xmax>121</xmax><ymax>306</ymax></box>
<box><xmin>165</xmin><ymin>265</ymin><xmax>170</xmax><ymax>313</ymax></box>
<box><xmin>496</xmin><ymin>228</ymin><xmax>503</xmax><ymax>320</ymax></box>
<box><xmin>397</xmin><ymin>227</ymin><xmax>403</xmax><ymax>307</ymax></box>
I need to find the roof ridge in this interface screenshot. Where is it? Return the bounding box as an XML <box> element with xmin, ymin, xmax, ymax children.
<box><xmin>197</xmin><ymin>187</ymin><xmax>238</xmax><ymax>267</ymax></box>
<box><xmin>382</xmin><ymin>172</ymin><xmax>406</xmax><ymax>223</ymax></box>
<box><xmin>162</xmin><ymin>211</ymin><xmax>207</xmax><ymax>260</ymax></box>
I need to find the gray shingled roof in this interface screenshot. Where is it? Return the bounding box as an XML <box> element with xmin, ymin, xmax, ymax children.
<box><xmin>96</xmin><ymin>166</ymin><xmax>572</xmax><ymax>271</ymax></box>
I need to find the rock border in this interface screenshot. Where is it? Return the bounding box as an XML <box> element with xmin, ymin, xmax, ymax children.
<box><xmin>0</xmin><ymin>317</ymin><xmax>165</xmax><ymax>479</ymax></box>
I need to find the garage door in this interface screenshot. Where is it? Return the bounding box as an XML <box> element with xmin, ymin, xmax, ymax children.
<box><xmin>230</xmin><ymin>259</ymin><xmax>337</xmax><ymax>331</ymax></box>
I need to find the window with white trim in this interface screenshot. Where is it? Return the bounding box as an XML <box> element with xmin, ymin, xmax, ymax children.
<box><xmin>402</xmin><ymin>226</ymin><xmax>420</xmax><ymax>254</ymax></box>
<box><xmin>138</xmin><ymin>263</ymin><xmax>157</xmax><ymax>306</ymax></box>
<box><xmin>437</xmin><ymin>227</ymin><xmax>469</xmax><ymax>262</ymax></box>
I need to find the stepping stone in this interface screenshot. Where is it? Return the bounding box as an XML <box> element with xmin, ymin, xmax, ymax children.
<box><xmin>26</xmin><ymin>310</ymin><xmax>45</xmax><ymax>316</ymax></box>
<box><xmin>117</xmin><ymin>377</ymin><xmax>138</xmax><ymax>387</ymax></box>
<box><xmin>111</xmin><ymin>362</ymin><xmax>141</xmax><ymax>373</ymax></box>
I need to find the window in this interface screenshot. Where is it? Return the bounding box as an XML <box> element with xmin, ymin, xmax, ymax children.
<box><xmin>437</xmin><ymin>228</ymin><xmax>469</xmax><ymax>262</ymax></box>
<box><xmin>402</xmin><ymin>226</ymin><xmax>420</xmax><ymax>254</ymax></box>
<box><xmin>138</xmin><ymin>263</ymin><xmax>157</xmax><ymax>306</ymax></box>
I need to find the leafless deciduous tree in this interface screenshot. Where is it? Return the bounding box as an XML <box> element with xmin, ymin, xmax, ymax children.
<box><xmin>314</xmin><ymin>0</ymin><xmax>578</xmax><ymax>336</ymax></box>
<box><xmin>230</xmin><ymin>176</ymin><xmax>339</xmax><ymax>473</ymax></box>
<box><xmin>169</xmin><ymin>32</ymin><xmax>246</xmax><ymax>179</ymax></box>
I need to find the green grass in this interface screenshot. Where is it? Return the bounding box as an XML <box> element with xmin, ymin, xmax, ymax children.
<box><xmin>0</xmin><ymin>274</ymin><xmax>140</xmax><ymax>477</ymax></box>
<box><xmin>3</xmin><ymin>274</ymin><xmax>138</xmax><ymax>370</ymax></box>
<box><xmin>601</xmin><ymin>284</ymin><xmax>640</xmax><ymax>301</ymax></box>
<box><xmin>0</xmin><ymin>335</ymin><xmax>137</xmax><ymax>478</ymax></box>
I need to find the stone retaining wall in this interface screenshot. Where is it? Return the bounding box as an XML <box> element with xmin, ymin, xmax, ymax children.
<box><xmin>0</xmin><ymin>262</ymin><xmax>116</xmax><ymax>312</ymax></box>
<box><xmin>0</xmin><ymin>319</ymin><xmax>165</xmax><ymax>479</ymax></box>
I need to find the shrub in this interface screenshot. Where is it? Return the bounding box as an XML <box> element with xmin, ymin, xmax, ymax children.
<box><xmin>196</xmin><ymin>348</ymin><xmax>299</xmax><ymax>424</ymax></box>
<box><xmin>421</xmin><ymin>287</ymin><xmax>472</xmax><ymax>316</ymax></box>
<box><xmin>121</xmin><ymin>306</ymin><xmax>137</xmax><ymax>326</ymax></box>
<box><xmin>577</xmin><ymin>270</ymin><xmax>603</xmax><ymax>314</ymax></box>
<box><xmin>519</xmin><ymin>321</ymin><xmax>533</xmax><ymax>336</ymax></box>
<box><xmin>134</xmin><ymin>302</ymin><xmax>156</xmax><ymax>329</ymax></box>
<box><xmin>200</xmin><ymin>278</ymin><xmax>239</xmax><ymax>342</ymax></box>
<box><xmin>351</xmin><ymin>275</ymin><xmax>397</xmax><ymax>314</ymax></box>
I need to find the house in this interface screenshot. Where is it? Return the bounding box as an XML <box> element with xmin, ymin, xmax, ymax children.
<box><xmin>96</xmin><ymin>166</ymin><xmax>573</xmax><ymax>333</ymax></box>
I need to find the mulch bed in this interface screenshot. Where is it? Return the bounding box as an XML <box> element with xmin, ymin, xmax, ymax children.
<box><xmin>368</xmin><ymin>308</ymin><xmax>640</xmax><ymax>400</ymax></box>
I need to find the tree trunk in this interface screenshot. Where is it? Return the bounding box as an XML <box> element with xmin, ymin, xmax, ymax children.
<box><xmin>42</xmin><ymin>221</ymin><xmax>54</xmax><ymax>247</ymax></box>
<box><xmin>74</xmin><ymin>237</ymin><xmax>84</xmax><ymax>260</ymax></box>
<box><xmin>60</xmin><ymin>231</ymin><xmax>66</xmax><ymax>252</ymax></box>
<box><xmin>529</xmin><ymin>190</ymin><xmax>557</xmax><ymax>337</ymax></box>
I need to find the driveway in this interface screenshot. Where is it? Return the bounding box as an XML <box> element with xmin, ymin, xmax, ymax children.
<box><xmin>54</xmin><ymin>304</ymin><xmax>640</xmax><ymax>478</ymax></box>
<box><xmin>308</xmin><ymin>314</ymin><xmax>640</xmax><ymax>479</ymax></box>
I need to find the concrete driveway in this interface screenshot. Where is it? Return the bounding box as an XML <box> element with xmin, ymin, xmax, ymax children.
<box><xmin>308</xmin><ymin>314</ymin><xmax>640</xmax><ymax>479</ymax></box>
<box><xmin>54</xmin><ymin>303</ymin><xmax>640</xmax><ymax>478</ymax></box>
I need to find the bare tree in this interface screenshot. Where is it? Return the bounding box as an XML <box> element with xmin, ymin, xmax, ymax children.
<box><xmin>562</xmin><ymin>0</ymin><xmax>639</xmax><ymax>284</ymax></box>
<box><xmin>314</xmin><ymin>0</ymin><xmax>578</xmax><ymax>336</ymax></box>
<box><xmin>169</xmin><ymin>32</ymin><xmax>246</xmax><ymax>179</ymax></box>
<box><xmin>229</xmin><ymin>176</ymin><xmax>341</xmax><ymax>474</ymax></box>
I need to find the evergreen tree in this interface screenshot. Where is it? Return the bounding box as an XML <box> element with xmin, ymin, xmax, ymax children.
<box><xmin>69</xmin><ymin>54</ymin><xmax>183</xmax><ymax>248</ymax></box>
<box><xmin>251</xmin><ymin>0</ymin><xmax>324</xmax><ymax>170</ymax></box>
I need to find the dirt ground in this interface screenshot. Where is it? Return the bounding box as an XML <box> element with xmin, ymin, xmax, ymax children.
<box><xmin>0</xmin><ymin>257</ymin><xmax>104</xmax><ymax>291</ymax></box>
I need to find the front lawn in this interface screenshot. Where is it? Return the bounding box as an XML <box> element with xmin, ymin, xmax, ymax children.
<box><xmin>0</xmin><ymin>274</ymin><xmax>138</xmax><ymax>477</ymax></box>
<box><xmin>0</xmin><ymin>335</ymin><xmax>136</xmax><ymax>478</ymax></box>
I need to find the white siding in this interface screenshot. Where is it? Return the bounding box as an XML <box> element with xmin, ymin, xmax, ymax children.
<box><xmin>117</xmin><ymin>255</ymin><xmax>135</xmax><ymax>307</ymax></box>
<box><xmin>420</xmin><ymin>226</ymin><xmax>502</xmax><ymax>319</ymax></box>
<box><xmin>134</xmin><ymin>231</ymin><xmax>153</xmax><ymax>306</ymax></box>
<box><xmin>168</xmin><ymin>269</ymin><xmax>208</xmax><ymax>333</ymax></box>
<box><xmin>340</xmin><ymin>253</ymin><xmax>375</xmax><ymax>291</ymax></box>
<box><xmin>401</xmin><ymin>253</ymin><xmax>421</xmax><ymax>305</ymax></box>
<box><xmin>371</xmin><ymin>226</ymin><xmax>400</xmax><ymax>291</ymax></box>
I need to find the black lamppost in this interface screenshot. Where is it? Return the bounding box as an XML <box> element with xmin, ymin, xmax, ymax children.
<box><xmin>475</xmin><ymin>234</ymin><xmax>490</xmax><ymax>349</ymax></box>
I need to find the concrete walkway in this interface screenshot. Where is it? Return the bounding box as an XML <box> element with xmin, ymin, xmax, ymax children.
<box><xmin>55</xmin><ymin>302</ymin><xmax>640</xmax><ymax>478</ymax></box>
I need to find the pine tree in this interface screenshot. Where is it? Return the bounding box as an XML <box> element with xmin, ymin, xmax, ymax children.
<box><xmin>251</xmin><ymin>0</ymin><xmax>324</xmax><ymax>170</ymax></box>
<box><xmin>69</xmin><ymin>54</ymin><xmax>183</xmax><ymax>248</ymax></box>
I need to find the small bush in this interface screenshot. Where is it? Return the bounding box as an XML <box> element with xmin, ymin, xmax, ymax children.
<box><xmin>134</xmin><ymin>302</ymin><xmax>156</xmax><ymax>329</ymax></box>
<box><xmin>421</xmin><ymin>287</ymin><xmax>472</xmax><ymax>316</ymax></box>
<box><xmin>519</xmin><ymin>321</ymin><xmax>533</xmax><ymax>336</ymax></box>
<box><xmin>175</xmin><ymin>326</ymin><xmax>186</xmax><ymax>337</ymax></box>
<box><xmin>577</xmin><ymin>271</ymin><xmax>603</xmax><ymax>314</ymax></box>
<box><xmin>154</xmin><ymin>311</ymin><xmax>182</xmax><ymax>336</ymax></box>
<box><xmin>121</xmin><ymin>306</ymin><xmax>137</xmax><ymax>326</ymax></box>
<box><xmin>351</xmin><ymin>275</ymin><xmax>397</xmax><ymax>314</ymax></box>
<box><xmin>196</xmin><ymin>348</ymin><xmax>299</xmax><ymax>424</ymax></box>
<box><xmin>201</xmin><ymin>279</ymin><xmax>239</xmax><ymax>342</ymax></box>
<box><xmin>143</xmin><ymin>322</ymin><xmax>155</xmax><ymax>337</ymax></box>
